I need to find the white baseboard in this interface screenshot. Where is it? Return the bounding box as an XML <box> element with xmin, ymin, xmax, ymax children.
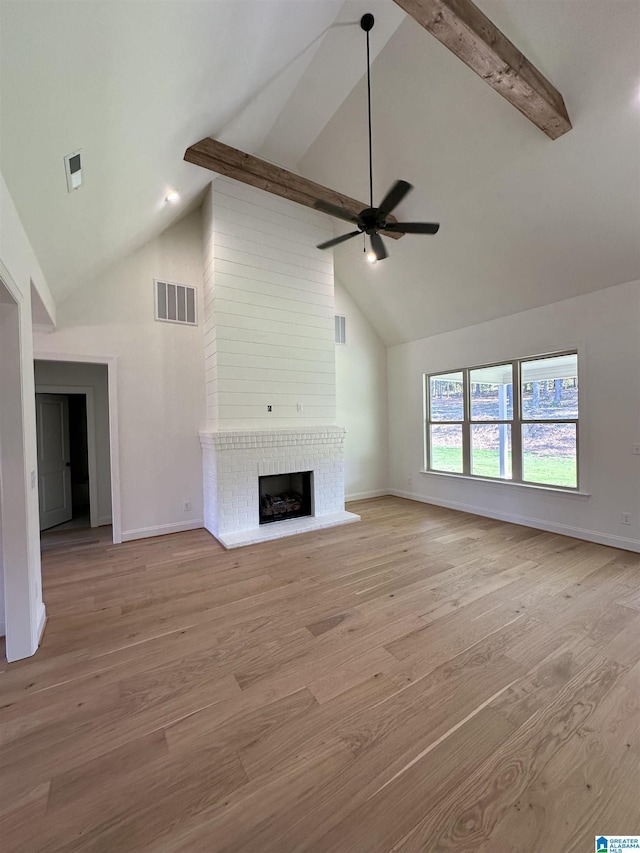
<box><xmin>4</xmin><ymin>603</ymin><xmax>47</xmax><ymax>660</ymax></box>
<box><xmin>98</xmin><ymin>515</ymin><xmax>113</xmax><ymax>527</ymax></box>
<box><xmin>390</xmin><ymin>490</ymin><xmax>640</xmax><ymax>553</ymax></box>
<box><xmin>345</xmin><ymin>489</ymin><xmax>390</xmax><ymax>502</ymax></box>
<box><xmin>35</xmin><ymin>602</ymin><xmax>47</xmax><ymax>649</ymax></box>
<box><xmin>121</xmin><ymin>519</ymin><xmax>204</xmax><ymax>542</ymax></box>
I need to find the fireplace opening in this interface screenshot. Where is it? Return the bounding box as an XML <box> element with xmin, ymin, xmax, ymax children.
<box><xmin>259</xmin><ymin>471</ymin><xmax>313</xmax><ymax>525</ymax></box>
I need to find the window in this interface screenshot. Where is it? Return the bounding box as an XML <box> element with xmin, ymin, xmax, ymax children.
<box><xmin>335</xmin><ymin>314</ymin><xmax>346</xmax><ymax>345</ymax></box>
<box><xmin>425</xmin><ymin>352</ymin><xmax>578</xmax><ymax>489</ymax></box>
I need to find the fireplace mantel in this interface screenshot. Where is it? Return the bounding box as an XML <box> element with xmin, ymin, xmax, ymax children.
<box><xmin>199</xmin><ymin>426</ymin><xmax>347</xmax><ymax>451</ymax></box>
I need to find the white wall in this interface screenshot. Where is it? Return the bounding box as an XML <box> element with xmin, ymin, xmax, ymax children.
<box><xmin>0</xmin><ymin>173</ymin><xmax>54</xmax><ymax>659</ymax></box>
<box><xmin>204</xmin><ymin>178</ymin><xmax>336</xmax><ymax>430</ymax></box>
<box><xmin>34</xmin><ymin>210</ymin><xmax>206</xmax><ymax>542</ymax></box>
<box><xmin>387</xmin><ymin>280</ymin><xmax>640</xmax><ymax>551</ymax></box>
<box><xmin>0</xmin><ymin>296</ymin><xmax>22</xmax><ymax>641</ymax></box>
<box><xmin>335</xmin><ymin>279</ymin><xmax>389</xmax><ymax>500</ymax></box>
<box><xmin>34</xmin><ymin>360</ymin><xmax>112</xmax><ymax>525</ymax></box>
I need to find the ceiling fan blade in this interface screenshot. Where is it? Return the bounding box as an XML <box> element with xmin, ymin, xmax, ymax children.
<box><xmin>314</xmin><ymin>200</ymin><xmax>359</xmax><ymax>224</ymax></box>
<box><xmin>385</xmin><ymin>222</ymin><xmax>440</xmax><ymax>234</ymax></box>
<box><xmin>370</xmin><ymin>231</ymin><xmax>388</xmax><ymax>261</ymax></box>
<box><xmin>378</xmin><ymin>180</ymin><xmax>413</xmax><ymax>217</ymax></box>
<box><xmin>317</xmin><ymin>230</ymin><xmax>361</xmax><ymax>250</ymax></box>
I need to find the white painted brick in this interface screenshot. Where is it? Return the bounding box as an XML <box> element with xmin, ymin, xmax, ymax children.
<box><xmin>200</xmin><ymin>426</ymin><xmax>347</xmax><ymax>543</ymax></box>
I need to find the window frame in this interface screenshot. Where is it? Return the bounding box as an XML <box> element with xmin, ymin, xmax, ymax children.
<box><xmin>424</xmin><ymin>350</ymin><xmax>579</xmax><ymax>491</ymax></box>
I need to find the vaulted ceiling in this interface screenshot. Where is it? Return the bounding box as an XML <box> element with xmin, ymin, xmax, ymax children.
<box><xmin>1</xmin><ymin>0</ymin><xmax>638</xmax><ymax>345</ymax></box>
<box><xmin>302</xmin><ymin>1</ymin><xmax>640</xmax><ymax>344</ymax></box>
<box><xmin>0</xmin><ymin>0</ymin><xmax>402</xmax><ymax>300</ymax></box>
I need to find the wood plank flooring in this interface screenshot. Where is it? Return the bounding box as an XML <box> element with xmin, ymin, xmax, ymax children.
<box><xmin>1</xmin><ymin>496</ymin><xmax>639</xmax><ymax>852</ymax></box>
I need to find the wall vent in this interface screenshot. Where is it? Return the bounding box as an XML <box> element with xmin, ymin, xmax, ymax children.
<box><xmin>154</xmin><ymin>280</ymin><xmax>197</xmax><ymax>325</ymax></box>
<box><xmin>335</xmin><ymin>314</ymin><xmax>346</xmax><ymax>345</ymax></box>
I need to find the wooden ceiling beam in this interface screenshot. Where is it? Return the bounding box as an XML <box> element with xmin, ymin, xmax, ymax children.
<box><xmin>393</xmin><ymin>0</ymin><xmax>571</xmax><ymax>140</ymax></box>
<box><xmin>184</xmin><ymin>137</ymin><xmax>402</xmax><ymax>238</ymax></box>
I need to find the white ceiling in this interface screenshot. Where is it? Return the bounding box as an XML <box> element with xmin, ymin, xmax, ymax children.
<box><xmin>1</xmin><ymin>0</ymin><xmax>639</xmax><ymax>345</ymax></box>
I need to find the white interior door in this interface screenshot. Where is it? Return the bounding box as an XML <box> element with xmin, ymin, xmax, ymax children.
<box><xmin>36</xmin><ymin>394</ymin><xmax>72</xmax><ymax>530</ymax></box>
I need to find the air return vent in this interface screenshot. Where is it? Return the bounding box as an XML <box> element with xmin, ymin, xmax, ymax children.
<box><xmin>154</xmin><ymin>280</ymin><xmax>197</xmax><ymax>325</ymax></box>
<box><xmin>335</xmin><ymin>314</ymin><xmax>346</xmax><ymax>345</ymax></box>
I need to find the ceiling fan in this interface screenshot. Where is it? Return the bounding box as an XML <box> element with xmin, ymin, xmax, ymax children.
<box><xmin>315</xmin><ymin>13</ymin><xmax>440</xmax><ymax>262</ymax></box>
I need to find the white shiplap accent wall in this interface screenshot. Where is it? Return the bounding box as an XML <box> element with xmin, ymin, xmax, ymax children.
<box><xmin>203</xmin><ymin>177</ymin><xmax>336</xmax><ymax>430</ymax></box>
<box><xmin>202</xmin><ymin>184</ymin><xmax>219</xmax><ymax>427</ymax></box>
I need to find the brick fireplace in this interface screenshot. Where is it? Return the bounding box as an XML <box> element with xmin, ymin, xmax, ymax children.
<box><xmin>200</xmin><ymin>427</ymin><xmax>359</xmax><ymax>548</ymax></box>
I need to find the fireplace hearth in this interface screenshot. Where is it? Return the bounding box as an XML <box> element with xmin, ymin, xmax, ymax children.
<box><xmin>259</xmin><ymin>471</ymin><xmax>312</xmax><ymax>524</ymax></box>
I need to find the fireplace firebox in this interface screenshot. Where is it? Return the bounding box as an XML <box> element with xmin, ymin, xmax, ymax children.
<box><xmin>259</xmin><ymin>471</ymin><xmax>313</xmax><ymax>525</ymax></box>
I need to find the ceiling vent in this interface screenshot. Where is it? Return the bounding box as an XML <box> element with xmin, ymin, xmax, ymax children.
<box><xmin>63</xmin><ymin>149</ymin><xmax>83</xmax><ymax>192</ymax></box>
<box><xmin>155</xmin><ymin>279</ymin><xmax>197</xmax><ymax>326</ymax></box>
<box><xmin>335</xmin><ymin>314</ymin><xmax>346</xmax><ymax>345</ymax></box>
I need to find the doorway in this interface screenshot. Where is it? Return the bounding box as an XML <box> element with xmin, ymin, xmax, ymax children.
<box><xmin>35</xmin><ymin>392</ymin><xmax>92</xmax><ymax>532</ymax></box>
<box><xmin>34</xmin><ymin>360</ymin><xmax>114</xmax><ymax>544</ymax></box>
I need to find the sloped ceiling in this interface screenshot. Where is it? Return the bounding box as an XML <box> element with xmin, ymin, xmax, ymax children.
<box><xmin>1</xmin><ymin>0</ymin><xmax>639</xmax><ymax>345</ymax></box>
<box><xmin>301</xmin><ymin>0</ymin><xmax>640</xmax><ymax>345</ymax></box>
<box><xmin>0</xmin><ymin>0</ymin><xmax>399</xmax><ymax>301</ymax></box>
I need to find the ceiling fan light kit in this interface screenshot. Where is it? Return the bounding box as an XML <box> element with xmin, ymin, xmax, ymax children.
<box><xmin>314</xmin><ymin>13</ymin><xmax>440</xmax><ymax>261</ymax></box>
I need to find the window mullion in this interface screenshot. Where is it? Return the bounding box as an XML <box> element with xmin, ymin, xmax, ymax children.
<box><xmin>512</xmin><ymin>360</ymin><xmax>523</xmax><ymax>482</ymax></box>
<box><xmin>462</xmin><ymin>369</ymin><xmax>471</xmax><ymax>475</ymax></box>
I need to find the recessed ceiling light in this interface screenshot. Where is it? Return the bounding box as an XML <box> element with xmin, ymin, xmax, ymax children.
<box><xmin>165</xmin><ymin>190</ymin><xmax>180</xmax><ymax>203</ymax></box>
<box><xmin>366</xmin><ymin>251</ymin><xmax>377</xmax><ymax>264</ymax></box>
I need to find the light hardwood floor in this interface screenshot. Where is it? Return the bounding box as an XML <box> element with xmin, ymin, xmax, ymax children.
<box><xmin>1</xmin><ymin>497</ymin><xmax>639</xmax><ymax>852</ymax></box>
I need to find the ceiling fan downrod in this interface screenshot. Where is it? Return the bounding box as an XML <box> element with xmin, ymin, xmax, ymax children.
<box><xmin>361</xmin><ymin>13</ymin><xmax>375</xmax><ymax>210</ymax></box>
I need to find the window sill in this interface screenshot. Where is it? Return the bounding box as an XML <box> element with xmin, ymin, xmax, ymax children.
<box><xmin>419</xmin><ymin>470</ymin><xmax>591</xmax><ymax>499</ymax></box>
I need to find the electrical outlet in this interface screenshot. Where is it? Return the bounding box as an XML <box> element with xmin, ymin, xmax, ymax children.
<box><xmin>183</xmin><ymin>500</ymin><xmax>191</xmax><ymax>512</ymax></box>
<box><xmin>407</xmin><ymin>476</ymin><xmax>413</xmax><ymax>487</ymax></box>
<box><xmin>621</xmin><ymin>512</ymin><xmax>631</xmax><ymax>525</ymax></box>
<box><xmin>297</xmin><ymin>403</ymin><xmax>303</xmax><ymax>413</ymax></box>
<box><xmin>633</xmin><ymin>444</ymin><xmax>640</xmax><ymax>456</ymax></box>
<box><xmin>267</xmin><ymin>405</ymin><xmax>272</xmax><ymax>412</ymax></box>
